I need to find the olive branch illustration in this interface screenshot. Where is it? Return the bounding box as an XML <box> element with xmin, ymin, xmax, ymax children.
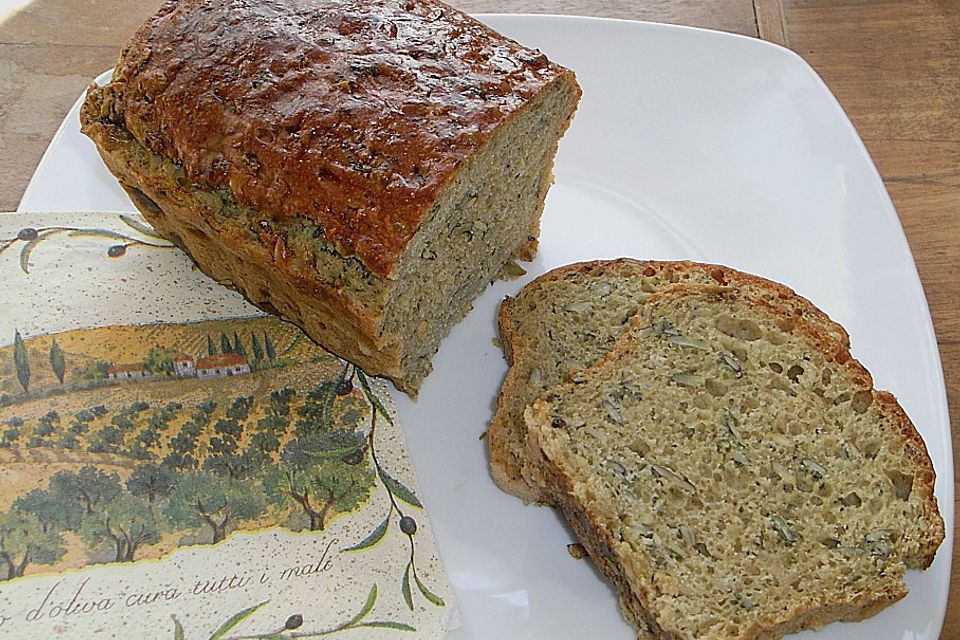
<box><xmin>343</xmin><ymin>366</ymin><xmax>446</xmax><ymax>611</ymax></box>
<box><xmin>1</xmin><ymin>214</ymin><xmax>174</xmax><ymax>273</ymax></box>
<box><xmin>172</xmin><ymin>365</ymin><xmax>443</xmax><ymax>638</ymax></box>
<box><xmin>172</xmin><ymin>584</ymin><xmax>414</xmax><ymax>640</ymax></box>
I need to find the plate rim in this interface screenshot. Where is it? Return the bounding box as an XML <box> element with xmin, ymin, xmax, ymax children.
<box><xmin>13</xmin><ymin>14</ymin><xmax>954</xmax><ymax>639</ymax></box>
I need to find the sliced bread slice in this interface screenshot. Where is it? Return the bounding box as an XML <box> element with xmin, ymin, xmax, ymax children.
<box><xmin>489</xmin><ymin>259</ymin><xmax>850</xmax><ymax>502</ymax></box>
<box><xmin>525</xmin><ymin>284</ymin><xmax>944</xmax><ymax>640</ymax></box>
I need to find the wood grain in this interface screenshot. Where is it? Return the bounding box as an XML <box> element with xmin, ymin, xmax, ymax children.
<box><xmin>450</xmin><ymin>0</ymin><xmax>758</xmax><ymax>34</ymax></box>
<box><xmin>0</xmin><ymin>0</ymin><xmax>957</xmax><ymax>637</ymax></box>
<box><xmin>0</xmin><ymin>0</ymin><xmax>164</xmax><ymax>46</ymax></box>
<box><xmin>0</xmin><ymin>42</ymin><xmax>122</xmax><ymax>211</ymax></box>
<box><xmin>753</xmin><ymin>0</ymin><xmax>789</xmax><ymax>46</ymax></box>
<box><xmin>757</xmin><ymin>3</ymin><xmax>960</xmax><ymax>638</ymax></box>
<box><xmin>780</xmin><ymin>0</ymin><xmax>960</xmax><ymax>142</ymax></box>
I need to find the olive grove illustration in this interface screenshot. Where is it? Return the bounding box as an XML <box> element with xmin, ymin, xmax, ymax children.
<box><xmin>0</xmin><ymin>318</ymin><xmax>428</xmax><ymax>584</ymax></box>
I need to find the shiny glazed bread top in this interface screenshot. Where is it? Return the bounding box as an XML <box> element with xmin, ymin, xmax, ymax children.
<box><xmin>95</xmin><ymin>0</ymin><xmax>572</xmax><ymax>276</ymax></box>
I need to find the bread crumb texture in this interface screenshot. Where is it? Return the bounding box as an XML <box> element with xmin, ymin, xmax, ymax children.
<box><xmin>525</xmin><ymin>283</ymin><xmax>943</xmax><ymax>640</ymax></box>
<box><xmin>489</xmin><ymin>259</ymin><xmax>848</xmax><ymax>502</ymax></box>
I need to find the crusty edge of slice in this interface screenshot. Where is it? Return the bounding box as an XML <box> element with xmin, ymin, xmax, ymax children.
<box><xmin>871</xmin><ymin>389</ymin><xmax>945</xmax><ymax>568</ymax></box>
<box><xmin>490</xmin><ymin>258</ymin><xmax>650</xmax><ymax>501</ymax></box>
<box><xmin>527</xmin><ymin>409</ymin><xmax>909</xmax><ymax>640</ymax></box>
<box><xmin>525</xmin><ymin>283</ymin><xmax>943</xmax><ymax>639</ymax></box>
<box><xmin>489</xmin><ymin>259</ymin><xmax>852</xmax><ymax>503</ymax></box>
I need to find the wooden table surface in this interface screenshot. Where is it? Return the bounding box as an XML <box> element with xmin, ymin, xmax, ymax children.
<box><xmin>0</xmin><ymin>0</ymin><xmax>957</xmax><ymax>636</ymax></box>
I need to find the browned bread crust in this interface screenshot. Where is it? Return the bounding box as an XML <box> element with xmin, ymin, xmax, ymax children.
<box><xmin>489</xmin><ymin>259</ymin><xmax>850</xmax><ymax>502</ymax></box>
<box><xmin>81</xmin><ymin>0</ymin><xmax>581</xmax><ymax>393</ymax></box>
<box><xmin>91</xmin><ymin>0</ymin><xmax>572</xmax><ymax>277</ymax></box>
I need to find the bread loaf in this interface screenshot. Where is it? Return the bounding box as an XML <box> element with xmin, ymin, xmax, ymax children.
<box><xmin>525</xmin><ymin>284</ymin><xmax>944</xmax><ymax>639</ymax></box>
<box><xmin>489</xmin><ymin>259</ymin><xmax>849</xmax><ymax>502</ymax></box>
<box><xmin>80</xmin><ymin>0</ymin><xmax>581</xmax><ymax>394</ymax></box>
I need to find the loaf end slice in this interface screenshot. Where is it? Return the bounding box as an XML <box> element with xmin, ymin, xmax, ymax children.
<box><xmin>489</xmin><ymin>259</ymin><xmax>850</xmax><ymax>502</ymax></box>
<box><xmin>526</xmin><ymin>284</ymin><xmax>943</xmax><ymax>640</ymax></box>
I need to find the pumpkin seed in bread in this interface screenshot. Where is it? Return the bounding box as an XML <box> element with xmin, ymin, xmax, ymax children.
<box><xmin>525</xmin><ymin>284</ymin><xmax>943</xmax><ymax>640</ymax></box>
<box><xmin>490</xmin><ymin>259</ymin><xmax>849</xmax><ymax>502</ymax></box>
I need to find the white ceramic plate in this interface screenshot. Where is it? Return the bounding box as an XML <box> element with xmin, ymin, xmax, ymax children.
<box><xmin>18</xmin><ymin>15</ymin><xmax>953</xmax><ymax>640</ymax></box>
